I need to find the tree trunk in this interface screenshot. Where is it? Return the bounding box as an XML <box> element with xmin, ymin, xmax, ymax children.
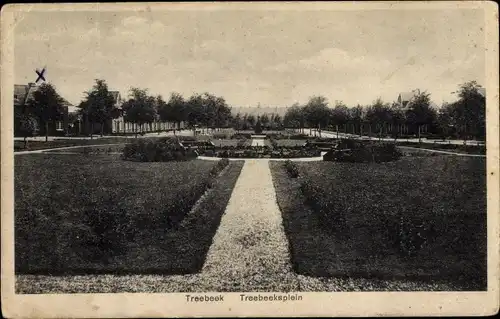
<box><xmin>24</xmin><ymin>136</ymin><xmax>28</xmax><ymax>149</ymax></box>
<box><xmin>418</xmin><ymin>125</ymin><xmax>421</xmax><ymax>143</ymax></box>
<box><xmin>100</xmin><ymin>122</ymin><xmax>104</xmax><ymax>137</ymax></box>
<box><xmin>90</xmin><ymin>122</ymin><xmax>94</xmax><ymax>140</ymax></box>
<box><xmin>45</xmin><ymin>121</ymin><xmax>49</xmax><ymax>142</ymax></box>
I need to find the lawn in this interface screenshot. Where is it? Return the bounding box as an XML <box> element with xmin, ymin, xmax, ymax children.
<box><xmin>210</xmin><ymin>139</ymin><xmax>242</xmax><ymax>147</ymax></box>
<box><xmin>398</xmin><ymin>142</ymin><xmax>486</xmax><ymax>155</ymax></box>
<box><xmin>14</xmin><ymin>138</ymin><xmax>136</xmax><ymax>152</ymax></box>
<box><xmin>15</xmin><ymin>154</ymin><xmax>244</xmax><ymax>275</ymax></box>
<box><xmin>270</xmin><ymin>156</ymin><xmax>487</xmax><ymax>290</ymax></box>
<box><xmin>275</xmin><ymin>139</ymin><xmax>307</xmax><ymax>147</ymax></box>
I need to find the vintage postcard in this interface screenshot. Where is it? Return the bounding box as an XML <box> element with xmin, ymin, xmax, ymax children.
<box><xmin>1</xmin><ymin>1</ymin><xmax>499</xmax><ymax>318</ymax></box>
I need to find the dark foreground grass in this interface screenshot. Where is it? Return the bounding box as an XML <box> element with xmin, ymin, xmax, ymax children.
<box><xmin>270</xmin><ymin>156</ymin><xmax>487</xmax><ymax>290</ymax></box>
<box><xmin>15</xmin><ymin>154</ymin><xmax>243</xmax><ymax>275</ymax></box>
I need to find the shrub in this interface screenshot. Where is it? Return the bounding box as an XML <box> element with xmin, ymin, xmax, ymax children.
<box><xmin>323</xmin><ymin>139</ymin><xmax>402</xmax><ymax>163</ymax></box>
<box><xmin>122</xmin><ymin>138</ymin><xmax>198</xmax><ymax>162</ymax></box>
<box><xmin>254</xmin><ymin>121</ymin><xmax>263</xmax><ymax>134</ymax></box>
<box><xmin>283</xmin><ymin>160</ymin><xmax>299</xmax><ymax>178</ymax></box>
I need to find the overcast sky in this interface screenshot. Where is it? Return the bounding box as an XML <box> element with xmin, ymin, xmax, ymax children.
<box><xmin>14</xmin><ymin>8</ymin><xmax>485</xmax><ymax>108</ymax></box>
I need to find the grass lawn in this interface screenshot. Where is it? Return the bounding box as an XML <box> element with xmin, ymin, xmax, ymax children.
<box><xmin>270</xmin><ymin>156</ymin><xmax>487</xmax><ymax>290</ymax></box>
<box><xmin>14</xmin><ymin>138</ymin><xmax>138</xmax><ymax>152</ymax></box>
<box><xmin>44</xmin><ymin>145</ymin><xmax>125</xmax><ymax>154</ymax></box>
<box><xmin>398</xmin><ymin>142</ymin><xmax>486</xmax><ymax>155</ymax></box>
<box><xmin>15</xmin><ymin>154</ymin><xmax>244</xmax><ymax>275</ymax></box>
<box><xmin>275</xmin><ymin>139</ymin><xmax>307</xmax><ymax>147</ymax></box>
<box><xmin>210</xmin><ymin>139</ymin><xmax>241</xmax><ymax>147</ymax></box>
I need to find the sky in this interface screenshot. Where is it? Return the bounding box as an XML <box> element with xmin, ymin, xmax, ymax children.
<box><xmin>14</xmin><ymin>7</ymin><xmax>485</xmax><ymax>109</ymax></box>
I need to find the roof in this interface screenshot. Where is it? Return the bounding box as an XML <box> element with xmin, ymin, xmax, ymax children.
<box><xmin>398</xmin><ymin>89</ymin><xmax>420</xmax><ymax>103</ymax></box>
<box><xmin>478</xmin><ymin>87</ymin><xmax>486</xmax><ymax>97</ymax></box>
<box><xmin>14</xmin><ymin>84</ymin><xmax>38</xmax><ymax>106</ymax></box>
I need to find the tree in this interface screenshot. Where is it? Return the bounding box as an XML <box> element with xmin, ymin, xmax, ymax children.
<box><xmin>303</xmin><ymin>96</ymin><xmax>330</xmax><ymax>136</ymax></box>
<box><xmin>232</xmin><ymin>113</ymin><xmax>243</xmax><ymax>131</ymax></box>
<box><xmin>260</xmin><ymin>114</ymin><xmax>270</xmax><ymax>129</ymax></box>
<box><xmin>453</xmin><ymin>81</ymin><xmax>486</xmax><ymax>141</ymax></box>
<box><xmin>80</xmin><ymin>79</ymin><xmax>118</xmax><ymax>138</ymax></box>
<box><xmin>159</xmin><ymin>92</ymin><xmax>186</xmax><ymax>131</ymax></box>
<box><xmin>389</xmin><ymin>102</ymin><xmax>405</xmax><ymax>140</ymax></box>
<box><xmin>365</xmin><ymin>98</ymin><xmax>392</xmax><ymax>138</ymax></box>
<box><xmin>348</xmin><ymin>104</ymin><xmax>365</xmax><ymax>136</ymax></box>
<box><xmin>330</xmin><ymin>101</ymin><xmax>350</xmax><ymax>136</ymax></box>
<box><xmin>437</xmin><ymin>102</ymin><xmax>457</xmax><ymax>139</ymax></box>
<box><xmin>122</xmin><ymin>88</ymin><xmax>157</xmax><ymax>138</ymax></box>
<box><xmin>254</xmin><ymin>118</ymin><xmax>263</xmax><ymax>134</ymax></box>
<box><xmin>272</xmin><ymin>113</ymin><xmax>282</xmax><ymax>130</ymax></box>
<box><xmin>246</xmin><ymin>114</ymin><xmax>256</xmax><ymax>127</ymax></box>
<box><xmin>28</xmin><ymin>83</ymin><xmax>66</xmax><ymax>142</ymax></box>
<box><xmin>17</xmin><ymin>114</ymin><xmax>38</xmax><ymax>148</ymax></box>
<box><xmin>284</xmin><ymin>103</ymin><xmax>305</xmax><ymax>132</ymax></box>
<box><xmin>404</xmin><ymin>91</ymin><xmax>437</xmax><ymax>142</ymax></box>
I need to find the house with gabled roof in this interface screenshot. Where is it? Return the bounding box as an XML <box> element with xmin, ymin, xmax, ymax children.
<box><xmin>14</xmin><ymin>83</ymin><xmax>70</xmax><ymax>136</ymax></box>
<box><xmin>397</xmin><ymin>89</ymin><xmax>420</xmax><ymax>108</ymax></box>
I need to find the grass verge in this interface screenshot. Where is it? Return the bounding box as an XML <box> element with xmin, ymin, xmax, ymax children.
<box><xmin>270</xmin><ymin>156</ymin><xmax>486</xmax><ymax>290</ymax></box>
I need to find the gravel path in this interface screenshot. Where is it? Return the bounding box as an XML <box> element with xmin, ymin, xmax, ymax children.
<box><xmin>200</xmin><ymin>160</ymin><xmax>298</xmax><ymax>292</ymax></box>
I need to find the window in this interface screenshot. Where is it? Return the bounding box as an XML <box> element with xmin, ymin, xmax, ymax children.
<box><xmin>56</xmin><ymin>121</ymin><xmax>63</xmax><ymax>131</ymax></box>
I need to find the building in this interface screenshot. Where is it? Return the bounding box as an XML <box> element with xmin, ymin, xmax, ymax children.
<box><xmin>14</xmin><ymin>83</ymin><xmax>70</xmax><ymax>137</ymax></box>
<box><xmin>397</xmin><ymin>89</ymin><xmax>420</xmax><ymax>108</ymax></box>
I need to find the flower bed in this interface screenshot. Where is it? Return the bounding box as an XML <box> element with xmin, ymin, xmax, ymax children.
<box><xmin>197</xmin><ymin>145</ymin><xmax>321</xmax><ymax>158</ymax></box>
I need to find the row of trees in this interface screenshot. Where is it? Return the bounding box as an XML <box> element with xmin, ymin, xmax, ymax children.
<box><xmin>283</xmin><ymin>81</ymin><xmax>486</xmax><ymax>141</ymax></box>
<box><xmin>74</xmin><ymin>80</ymin><xmax>233</xmax><ymax>138</ymax></box>
<box><xmin>231</xmin><ymin>113</ymin><xmax>283</xmax><ymax>131</ymax></box>
<box><xmin>17</xmin><ymin>79</ymin><xmax>485</xmax><ymax>142</ymax></box>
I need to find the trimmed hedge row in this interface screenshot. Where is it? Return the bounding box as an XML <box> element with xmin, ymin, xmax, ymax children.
<box><xmin>323</xmin><ymin>139</ymin><xmax>402</xmax><ymax>163</ymax></box>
